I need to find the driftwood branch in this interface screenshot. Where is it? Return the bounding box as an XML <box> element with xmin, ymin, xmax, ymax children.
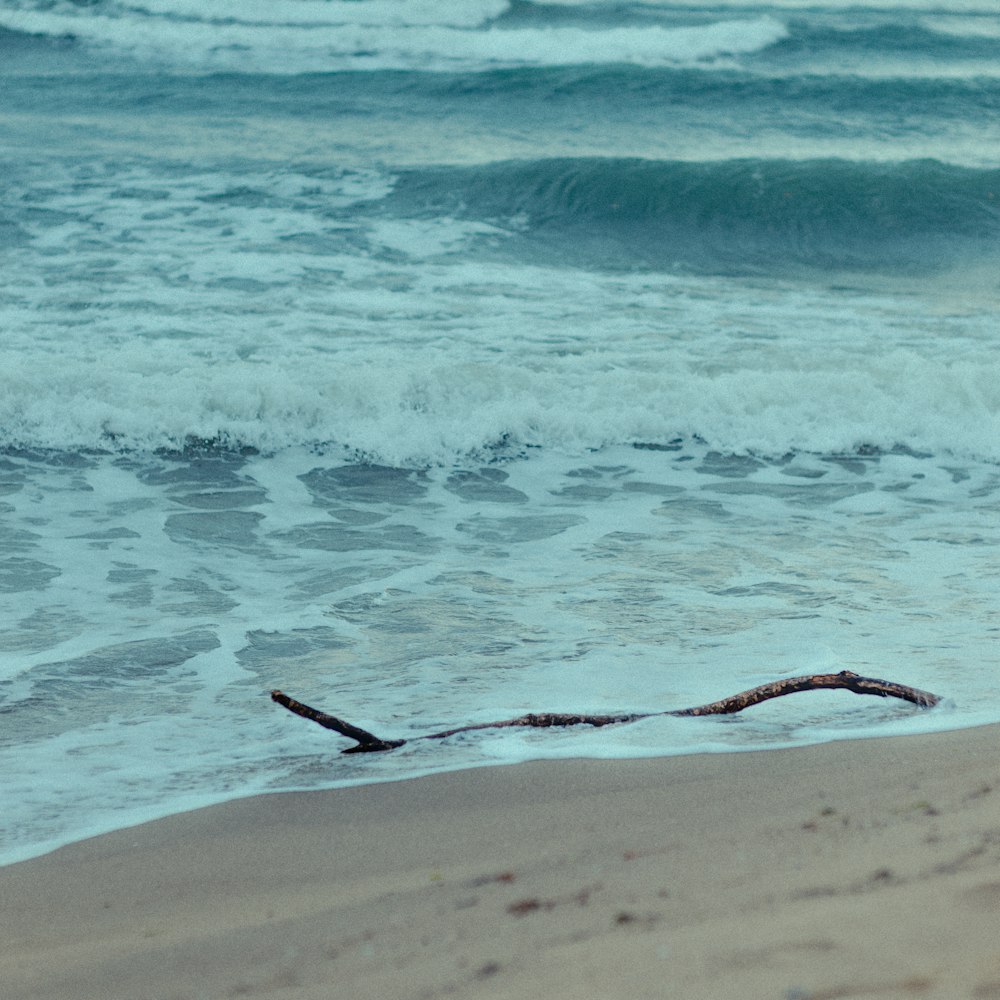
<box><xmin>270</xmin><ymin>690</ymin><xmax>405</xmax><ymax>753</ymax></box>
<box><xmin>271</xmin><ymin>670</ymin><xmax>940</xmax><ymax>754</ymax></box>
<box><xmin>667</xmin><ymin>671</ymin><xmax>940</xmax><ymax>716</ymax></box>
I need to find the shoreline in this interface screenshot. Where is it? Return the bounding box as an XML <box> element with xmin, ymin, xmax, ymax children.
<box><xmin>6</xmin><ymin>724</ymin><xmax>1000</xmax><ymax>1000</ymax></box>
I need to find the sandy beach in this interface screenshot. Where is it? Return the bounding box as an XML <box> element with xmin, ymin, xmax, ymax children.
<box><xmin>5</xmin><ymin>724</ymin><xmax>1000</xmax><ymax>1000</ymax></box>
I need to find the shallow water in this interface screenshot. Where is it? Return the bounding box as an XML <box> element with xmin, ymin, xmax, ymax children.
<box><xmin>3</xmin><ymin>442</ymin><xmax>1000</xmax><ymax>864</ymax></box>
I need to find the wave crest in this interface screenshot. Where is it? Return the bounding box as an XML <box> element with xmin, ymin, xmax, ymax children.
<box><xmin>0</xmin><ymin>2</ymin><xmax>786</xmax><ymax>72</ymax></box>
<box><xmin>387</xmin><ymin>157</ymin><xmax>1000</xmax><ymax>275</ymax></box>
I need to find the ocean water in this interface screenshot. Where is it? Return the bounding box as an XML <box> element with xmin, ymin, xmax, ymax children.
<box><xmin>1</xmin><ymin>0</ymin><xmax>999</xmax><ymax>866</ymax></box>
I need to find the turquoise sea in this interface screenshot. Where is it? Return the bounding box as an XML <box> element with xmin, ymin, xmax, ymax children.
<box><xmin>1</xmin><ymin>0</ymin><xmax>999</xmax><ymax>864</ymax></box>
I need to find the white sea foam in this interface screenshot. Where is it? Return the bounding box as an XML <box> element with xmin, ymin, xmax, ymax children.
<box><xmin>0</xmin><ymin>158</ymin><xmax>996</xmax><ymax>464</ymax></box>
<box><xmin>125</xmin><ymin>0</ymin><xmax>511</xmax><ymax>28</ymax></box>
<box><xmin>923</xmin><ymin>15</ymin><xmax>1000</xmax><ymax>40</ymax></box>
<box><xmin>1</xmin><ymin>332</ymin><xmax>998</xmax><ymax>464</ymax></box>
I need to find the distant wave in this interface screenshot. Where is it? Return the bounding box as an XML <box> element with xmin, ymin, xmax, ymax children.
<box><xmin>0</xmin><ymin>1</ymin><xmax>787</xmax><ymax>72</ymax></box>
<box><xmin>4</xmin><ymin>0</ymin><xmax>998</xmax><ymax>75</ymax></box>
<box><xmin>778</xmin><ymin>19</ymin><xmax>1000</xmax><ymax>60</ymax></box>
<box><xmin>3</xmin><ymin>0</ymin><xmax>998</xmax><ymax>76</ymax></box>
<box><xmin>384</xmin><ymin>157</ymin><xmax>1000</xmax><ymax>276</ymax></box>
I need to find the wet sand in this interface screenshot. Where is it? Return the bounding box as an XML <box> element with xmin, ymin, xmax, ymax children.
<box><xmin>5</xmin><ymin>724</ymin><xmax>1000</xmax><ymax>1000</ymax></box>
